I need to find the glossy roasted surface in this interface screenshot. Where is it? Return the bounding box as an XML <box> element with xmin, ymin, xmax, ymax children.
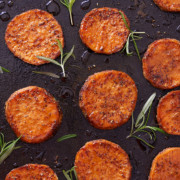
<box><xmin>5</xmin><ymin>164</ymin><xmax>58</xmax><ymax>180</ymax></box>
<box><xmin>149</xmin><ymin>148</ymin><xmax>180</xmax><ymax>180</ymax></box>
<box><xmin>142</xmin><ymin>39</ymin><xmax>180</xmax><ymax>89</ymax></box>
<box><xmin>75</xmin><ymin>139</ymin><xmax>132</xmax><ymax>180</ymax></box>
<box><xmin>5</xmin><ymin>86</ymin><xmax>62</xmax><ymax>143</ymax></box>
<box><xmin>153</xmin><ymin>0</ymin><xmax>180</xmax><ymax>12</ymax></box>
<box><xmin>79</xmin><ymin>7</ymin><xmax>130</xmax><ymax>54</ymax></box>
<box><xmin>5</xmin><ymin>9</ymin><xmax>64</xmax><ymax>65</ymax></box>
<box><xmin>79</xmin><ymin>70</ymin><xmax>137</xmax><ymax>129</ymax></box>
<box><xmin>157</xmin><ymin>90</ymin><xmax>180</xmax><ymax>135</ymax></box>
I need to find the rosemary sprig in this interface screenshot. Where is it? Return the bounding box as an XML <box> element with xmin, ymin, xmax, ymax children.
<box><xmin>37</xmin><ymin>39</ymin><xmax>75</xmax><ymax>77</ymax></box>
<box><xmin>0</xmin><ymin>66</ymin><xmax>10</xmax><ymax>74</ymax></box>
<box><xmin>32</xmin><ymin>71</ymin><xmax>60</xmax><ymax>79</ymax></box>
<box><xmin>57</xmin><ymin>134</ymin><xmax>77</xmax><ymax>142</ymax></box>
<box><xmin>127</xmin><ymin>93</ymin><xmax>166</xmax><ymax>148</ymax></box>
<box><xmin>0</xmin><ymin>133</ymin><xmax>21</xmax><ymax>165</ymax></box>
<box><xmin>119</xmin><ymin>11</ymin><xmax>145</xmax><ymax>60</ymax></box>
<box><xmin>63</xmin><ymin>166</ymin><xmax>78</xmax><ymax>180</ymax></box>
<box><xmin>59</xmin><ymin>0</ymin><xmax>76</xmax><ymax>25</ymax></box>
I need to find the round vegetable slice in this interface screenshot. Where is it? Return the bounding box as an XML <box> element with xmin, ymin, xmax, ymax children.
<box><xmin>142</xmin><ymin>39</ymin><xmax>180</xmax><ymax>89</ymax></box>
<box><xmin>75</xmin><ymin>139</ymin><xmax>132</xmax><ymax>180</ymax></box>
<box><xmin>149</xmin><ymin>147</ymin><xmax>180</xmax><ymax>180</ymax></box>
<box><xmin>153</xmin><ymin>0</ymin><xmax>180</xmax><ymax>12</ymax></box>
<box><xmin>157</xmin><ymin>90</ymin><xmax>180</xmax><ymax>135</ymax></box>
<box><xmin>5</xmin><ymin>9</ymin><xmax>64</xmax><ymax>65</ymax></box>
<box><xmin>5</xmin><ymin>86</ymin><xmax>62</xmax><ymax>143</ymax></box>
<box><xmin>79</xmin><ymin>7</ymin><xmax>130</xmax><ymax>54</ymax></box>
<box><xmin>79</xmin><ymin>70</ymin><xmax>137</xmax><ymax>129</ymax></box>
<box><xmin>5</xmin><ymin>164</ymin><xmax>58</xmax><ymax>180</ymax></box>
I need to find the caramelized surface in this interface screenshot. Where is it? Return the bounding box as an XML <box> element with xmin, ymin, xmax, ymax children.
<box><xmin>149</xmin><ymin>148</ymin><xmax>180</xmax><ymax>180</ymax></box>
<box><xmin>5</xmin><ymin>164</ymin><xmax>58</xmax><ymax>180</ymax></box>
<box><xmin>5</xmin><ymin>9</ymin><xmax>64</xmax><ymax>65</ymax></box>
<box><xmin>5</xmin><ymin>86</ymin><xmax>62</xmax><ymax>143</ymax></box>
<box><xmin>153</xmin><ymin>0</ymin><xmax>180</xmax><ymax>12</ymax></box>
<box><xmin>79</xmin><ymin>70</ymin><xmax>137</xmax><ymax>129</ymax></box>
<box><xmin>79</xmin><ymin>7</ymin><xmax>130</xmax><ymax>54</ymax></box>
<box><xmin>157</xmin><ymin>90</ymin><xmax>180</xmax><ymax>135</ymax></box>
<box><xmin>75</xmin><ymin>139</ymin><xmax>132</xmax><ymax>180</ymax></box>
<box><xmin>142</xmin><ymin>39</ymin><xmax>180</xmax><ymax>89</ymax></box>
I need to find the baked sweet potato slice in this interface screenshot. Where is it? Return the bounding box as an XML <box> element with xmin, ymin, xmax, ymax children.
<box><xmin>142</xmin><ymin>39</ymin><xmax>180</xmax><ymax>89</ymax></box>
<box><xmin>79</xmin><ymin>70</ymin><xmax>137</xmax><ymax>129</ymax></box>
<box><xmin>157</xmin><ymin>90</ymin><xmax>180</xmax><ymax>135</ymax></box>
<box><xmin>153</xmin><ymin>0</ymin><xmax>180</xmax><ymax>12</ymax></box>
<box><xmin>5</xmin><ymin>9</ymin><xmax>64</xmax><ymax>65</ymax></box>
<box><xmin>79</xmin><ymin>7</ymin><xmax>130</xmax><ymax>54</ymax></box>
<box><xmin>5</xmin><ymin>86</ymin><xmax>62</xmax><ymax>143</ymax></box>
<box><xmin>75</xmin><ymin>139</ymin><xmax>132</xmax><ymax>180</ymax></box>
<box><xmin>149</xmin><ymin>147</ymin><xmax>180</xmax><ymax>180</ymax></box>
<box><xmin>5</xmin><ymin>164</ymin><xmax>58</xmax><ymax>180</ymax></box>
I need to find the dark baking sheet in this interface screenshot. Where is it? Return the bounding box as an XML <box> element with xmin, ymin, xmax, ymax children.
<box><xmin>0</xmin><ymin>0</ymin><xmax>180</xmax><ymax>179</ymax></box>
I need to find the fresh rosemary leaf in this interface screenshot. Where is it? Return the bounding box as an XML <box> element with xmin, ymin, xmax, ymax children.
<box><xmin>119</xmin><ymin>11</ymin><xmax>145</xmax><ymax>60</ymax></box>
<box><xmin>127</xmin><ymin>93</ymin><xmax>165</xmax><ymax>148</ymax></box>
<box><xmin>36</xmin><ymin>56</ymin><xmax>62</xmax><ymax>67</ymax></box>
<box><xmin>0</xmin><ymin>134</ymin><xmax>21</xmax><ymax>165</ymax></box>
<box><xmin>32</xmin><ymin>71</ymin><xmax>60</xmax><ymax>79</ymax></box>
<box><xmin>63</xmin><ymin>166</ymin><xmax>78</xmax><ymax>180</ymax></box>
<box><xmin>59</xmin><ymin>0</ymin><xmax>76</xmax><ymax>25</ymax></box>
<box><xmin>57</xmin><ymin>134</ymin><xmax>77</xmax><ymax>142</ymax></box>
<box><xmin>135</xmin><ymin>93</ymin><xmax>156</xmax><ymax>127</ymax></box>
<box><xmin>37</xmin><ymin>40</ymin><xmax>75</xmax><ymax>77</ymax></box>
<box><xmin>0</xmin><ymin>66</ymin><xmax>10</xmax><ymax>73</ymax></box>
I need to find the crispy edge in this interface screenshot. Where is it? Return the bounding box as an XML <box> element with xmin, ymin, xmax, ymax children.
<box><xmin>79</xmin><ymin>70</ymin><xmax>138</xmax><ymax>130</ymax></box>
<box><xmin>75</xmin><ymin>139</ymin><xmax>132</xmax><ymax>180</ymax></box>
<box><xmin>5</xmin><ymin>86</ymin><xmax>62</xmax><ymax>143</ymax></box>
<box><xmin>5</xmin><ymin>9</ymin><xmax>64</xmax><ymax>66</ymax></box>
<box><xmin>79</xmin><ymin>7</ymin><xmax>130</xmax><ymax>54</ymax></box>
<box><xmin>153</xmin><ymin>0</ymin><xmax>180</xmax><ymax>12</ymax></box>
<box><xmin>142</xmin><ymin>38</ymin><xmax>180</xmax><ymax>89</ymax></box>
<box><xmin>149</xmin><ymin>147</ymin><xmax>180</xmax><ymax>180</ymax></box>
<box><xmin>5</xmin><ymin>164</ymin><xmax>58</xmax><ymax>180</ymax></box>
<box><xmin>157</xmin><ymin>90</ymin><xmax>180</xmax><ymax>135</ymax></box>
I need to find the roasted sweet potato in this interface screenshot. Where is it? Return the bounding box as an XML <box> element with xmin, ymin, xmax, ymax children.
<box><xmin>5</xmin><ymin>86</ymin><xmax>62</xmax><ymax>143</ymax></box>
<box><xmin>149</xmin><ymin>147</ymin><xmax>180</xmax><ymax>180</ymax></box>
<box><xmin>153</xmin><ymin>0</ymin><xmax>180</xmax><ymax>12</ymax></box>
<box><xmin>5</xmin><ymin>164</ymin><xmax>58</xmax><ymax>180</ymax></box>
<box><xmin>5</xmin><ymin>9</ymin><xmax>64</xmax><ymax>65</ymax></box>
<box><xmin>79</xmin><ymin>7</ymin><xmax>130</xmax><ymax>54</ymax></box>
<box><xmin>157</xmin><ymin>90</ymin><xmax>180</xmax><ymax>135</ymax></box>
<box><xmin>75</xmin><ymin>139</ymin><xmax>132</xmax><ymax>180</ymax></box>
<box><xmin>142</xmin><ymin>39</ymin><xmax>180</xmax><ymax>89</ymax></box>
<box><xmin>79</xmin><ymin>70</ymin><xmax>137</xmax><ymax>129</ymax></box>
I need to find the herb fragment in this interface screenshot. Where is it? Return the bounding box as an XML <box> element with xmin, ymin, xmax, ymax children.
<box><xmin>0</xmin><ymin>133</ymin><xmax>21</xmax><ymax>165</ymax></box>
<box><xmin>37</xmin><ymin>39</ymin><xmax>75</xmax><ymax>77</ymax></box>
<box><xmin>57</xmin><ymin>134</ymin><xmax>77</xmax><ymax>142</ymax></box>
<box><xmin>63</xmin><ymin>166</ymin><xmax>78</xmax><ymax>180</ymax></box>
<box><xmin>127</xmin><ymin>93</ymin><xmax>166</xmax><ymax>148</ymax></box>
<box><xmin>32</xmin><ymin>71</ymin><xmax>60</xmax><ymax>79</ymax></box>
<box><xmin>0</xmin><ymin>66</ymin><xmax>10</xmax><ymax>74</ymax></box>
<box><xmin>119</xmin><ymin>11</ymin><xmax>145</xmax><ymax>60</ymax></box>
<box><xmin>59</xmin><ymin>0</ymin><xmax>76</xmax><ymax>25</ymax></box>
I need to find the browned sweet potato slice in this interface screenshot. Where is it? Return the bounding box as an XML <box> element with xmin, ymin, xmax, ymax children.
<box><xmin>5</xmin><ymin>9</ymin><xmax>64</xmax><ymax>65</ymax></box>
<box><xmin>153</xmin><ymin>0</ymin><xmax>180</xmax><ymax>12</ymax></box>
<box><xmin>5</xmin><ymin>86</ymin><xmax>62</xmax><ymax>143</ymax></box>
<box><xmin>142</xmin><ymin>39</ymin><xmax>180</xmax><ymax>89</ymax></box>
<box><xmin>5</xmin><ymin>164</ymin><xmax>58</xmax><ymax>180</ymax></box>
<box><xmin>79</xmin><ymin>70</ymin><xmax>137</xmax><ymax>129</ymax></box>
<box><xmin>157</xmin><ymin>90</ymin><xmax>180</xmax><ymax>135</ymax></box>
<box><xmin>149</xmin><ymin>147</ymin><xmax>180</xmax><ymax>180</ymax></box>
<box><xmin>79</xmin><ymin>7</ymin><xmax>130</xmax><ymax>54</ymax></box>
<box><xmin>75</xmin><ymin>139</ymin><xmax>132</xmax><ymax>180</ymax></box>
